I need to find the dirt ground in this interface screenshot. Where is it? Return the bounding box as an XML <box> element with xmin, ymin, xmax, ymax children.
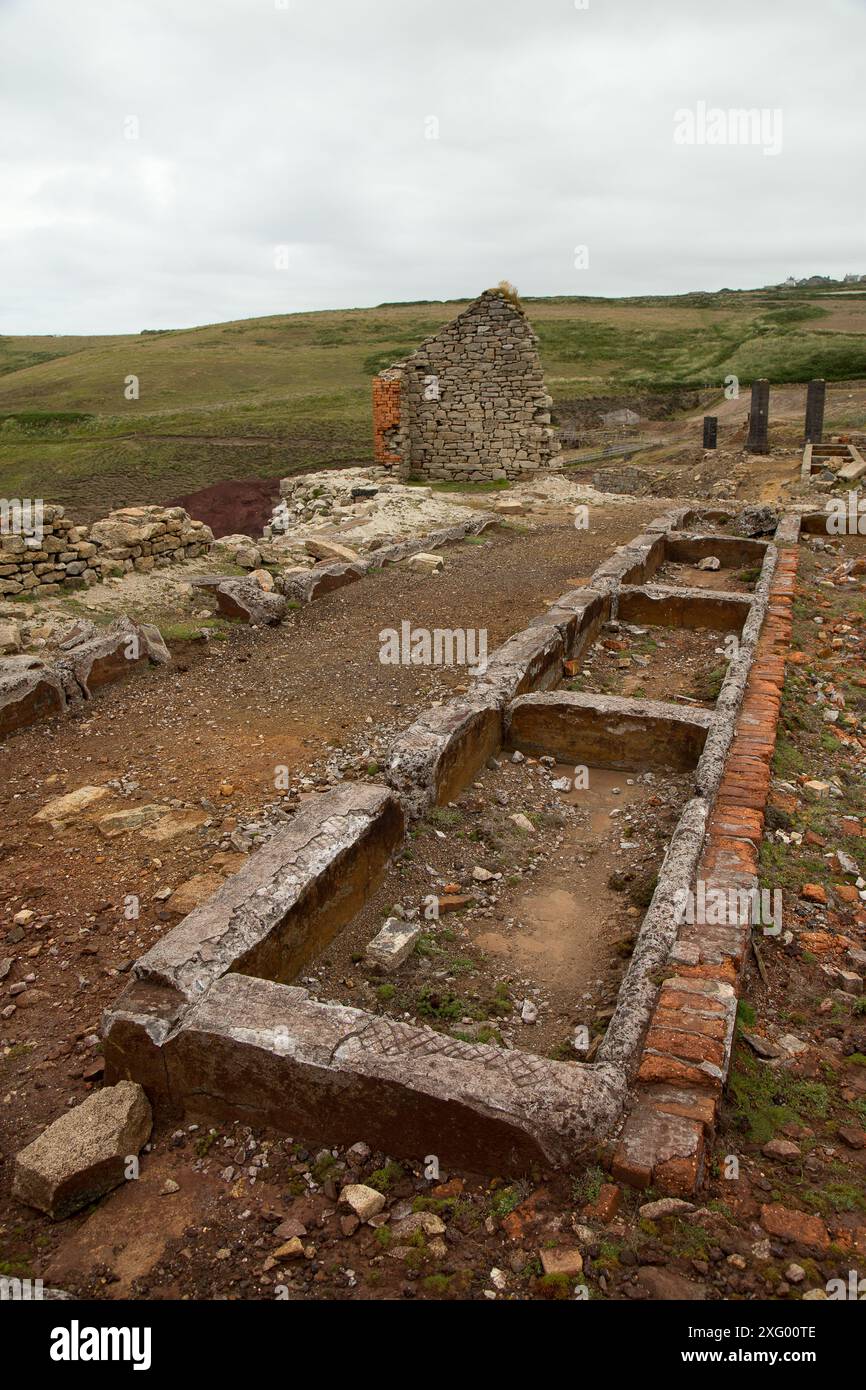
<box><xmin>0</xmin><ymin>502</ymin><xmax>658</xmax><ymax>1288</ymax></box>
<box><xmin>570</xmin><ymin>624</ymin><xmax>728</xmax><ymax>706</ymax></box>
<box><xmin>169</xmin><ymin>476</ymin><xmax>281</xmax><ymax>538</ymax></box>
<box><xmin>575</xmin><ymin>379</ymin><xmax>866</xmax><ymax>507</ymax></box>
<box><xmin>309</xmin><ymin>757</ymin><xmax>690</xmax><ymax>1059</ymax></box>
<box><xmin>3</xmin><ymin>500</ymin><xmax>866</xmax><ymax>1305</ymax></box>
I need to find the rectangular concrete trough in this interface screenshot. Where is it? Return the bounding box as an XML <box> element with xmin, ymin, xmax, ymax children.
<box><xmin>387</xmin><ymin>595</ymin><xmax>610</xmax><ymax>818</ymax></box>
<box><xmin>101</xmin><ymin>508</ymin><xmax>797</xmax><ymax>1190</ymax></box>
<box><xmin>129</xmin><ymin>783</ymin><xmax>405</xmax><ymax>1002</ymax></box>
<box><xmin>663</xmin><ymin>533</ymin><xmax>768</xmax><ymax>568</ymax></box>
<box><xmin>506</xmin><ymin>691</ymin><xmax>713</xmax><ymax>772</ymax></box>
<box><xmin>617</xmin><ymin>584</ymin><xmax>751</xmax><ymax>633</ymax></box>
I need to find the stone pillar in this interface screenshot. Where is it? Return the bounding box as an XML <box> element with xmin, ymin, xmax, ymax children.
<box><xmin>804</xmin><ymin>379</ymin><xmax>826</xmax><ymax>445</ymax></box>
<box><xmin>745</xmin><ymin>379</ymin><xmax>770</xmax><ymax>454</ymax></box>
<box><xmin>703</xmin><ymin>416</ymin><xmax>718</xmax><ymax>449</ymax></box>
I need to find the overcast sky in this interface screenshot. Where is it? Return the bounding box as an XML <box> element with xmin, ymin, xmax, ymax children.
<box><xmin>2</xmin><ymin>0</ymin><xmax>865</xmax><ymax>334</ymax></box>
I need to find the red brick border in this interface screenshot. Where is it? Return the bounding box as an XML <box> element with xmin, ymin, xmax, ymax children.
<box><xmin>611</xmin><ymin>548</ymin><xmax>799</xmax><ymax>1195</ymax></box>
<box><xmin>372</xmin><ymin>374</ymin><xmax>402</xmax><ymax>466</ymax></box>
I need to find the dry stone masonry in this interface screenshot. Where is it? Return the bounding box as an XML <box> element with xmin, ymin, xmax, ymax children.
<box><xmin>0</xmin><ymin>504</ymin><xmax>213</xmax><ymax>597</ymax></box>
<box><xmin>372</xmin><ymin>289</ymin><xmax>561</xmax><ymax>482</ymax></box>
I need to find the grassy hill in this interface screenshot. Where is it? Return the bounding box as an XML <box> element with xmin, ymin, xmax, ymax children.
<box><xmin>2</xmin><ymin>285</ymin><xmax>866</xmax><ymax>518</ymax></box>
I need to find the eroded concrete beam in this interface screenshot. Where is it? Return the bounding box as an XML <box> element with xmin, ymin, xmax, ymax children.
<box><xmin>524</xmin><ymin>588</ymin><xmax>610</xmax><ymax>661</ymax></box>
<box><xmin>506</xmin><ymin>691</ymin><xmax>713</xmax><ymax>773</ymax></box>
<box><xmin>0</xmin><ymin>617</ymin><xmax>169</xmax><ymax>739</ymax></box>
<box><xmin>132</xmin><ymin>784</ymin><xmax>404</xmax><ymax>1002</ymax></box>
<box><xmin>386</xmin><ymin>695</ymin><xmax>503</xmax><ymax>818</ymax></box>
<box><xmin>0</xmin><ymin>656</ymin><xmax>67</xmax><ymax>738</ymax></box>
<box><xmin>591</xmin><ymin>532</ymin><xmax>666</xmax><ymax>587</ymax></box>
<box><xmin>617</xmin><ymin>584</ymin><xmax>751</xmax><ymax>633</ymax></box>
<box><xmin>145</xmin><ymin>974</ymin><xmax>628</xmax><ymax>1170</ymax></box>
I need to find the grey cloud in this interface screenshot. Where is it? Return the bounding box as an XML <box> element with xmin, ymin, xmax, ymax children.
<box><xmin>1</xmin><ymin>0</ymin><xmax>864</xmax><ymax>331</ymax></box>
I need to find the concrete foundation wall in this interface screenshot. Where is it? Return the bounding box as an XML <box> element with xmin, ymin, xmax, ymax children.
<box><xmin>103</xmin><ymin>505</ymin><xmax>802</xmax><ymax>1189</ymax></box>
<box><xmin>506</xmin><ymin>692</ymin><xmax>713</xmax><ymax>772</ymax></box>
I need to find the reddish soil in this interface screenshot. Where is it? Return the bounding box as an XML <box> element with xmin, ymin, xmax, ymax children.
<box><xmin>0</xmin><ymin>503</ymin><xmax>659</xmax><ymax>1297</ymax></box>
<box><xmin>4</xmin><ymin>510</ymin><xmax>864</xmax><ymax>1306</ymax></box>
<box><xmin>169</xmin><ymin>476</ymin><xmax>282</xmax><ymax>538</ymax></box>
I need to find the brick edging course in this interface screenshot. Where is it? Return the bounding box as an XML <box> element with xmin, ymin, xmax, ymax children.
<box><xmin>610</xmin><ymin>547</ymin><xmax>799</xmax><ymax>1195</ymax></box>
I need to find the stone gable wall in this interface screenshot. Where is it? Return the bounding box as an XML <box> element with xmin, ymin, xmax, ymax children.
<box><xmin>372</xmin><ymin>290</ymin><xmax>560</xmax><ymax>482</ymax></box>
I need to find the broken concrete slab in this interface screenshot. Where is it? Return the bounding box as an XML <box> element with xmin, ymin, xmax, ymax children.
<box><xmin>365</xmin><ymin>917</ymin><xmax>423</xmax><ymax>972</ymax></box>
<box><xmin>162</xmin><ymin>873</ymin><xmax>224</xmax><ymax>916</ymax></box>
<box><xmin>406</xmin><ymin>552</ymin><xmax>445</xmax><ymax>573</ymax></box>
<box><xmin>131</xmin><ymin>784</ymin><xmax>404</xmax><ymax>1002</ymax></box>
<box><xmin>60</xmin><ymin>616</ymin><xmax>170</xmax><ymax>695</ymax></box>
<box><xmin>97</xmin><ymin>805</ymin><xmax>171</xmax><ymax>837</ymax></box>
<box><xmin>12</xmin><ymin>1081</ymin><xmax>152</xmax><ymax>1220</ymax></box>
<box><xmin>304</xmin><ymin>538</ymin><xmax>360</xmax><ymax>563</ymax></box>
<box><xmin>279</xmin><ymin>561</ymin><xmax>367</xmax><ymax>604</ymax></box>
<box><xmin>139</xmin><ymin>809</ymin><xmax>211</xmax><ymax>842</ymax></box>
<box><xmin>0</xmin><ymin>655</ymin><xmax>67</xmax><ymax>738</ymax></box>
<box><xmin>34</xmin><ymin>784</ymin><xmax>111</xmax><ymax>827</ymax></box>
<box><xmin>215</xmin><ymin>578</ymin><xmax>287</xmax><ymax>625</ymax></box>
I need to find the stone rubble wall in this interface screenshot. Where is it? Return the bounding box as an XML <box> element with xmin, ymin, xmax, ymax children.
<box><xmin>372</xmin><ymin>290</ymin><xmax>561</xmax><ymax>483</ymax></box>
<box><xmin>0</xmin><ymin>504</ymin><xmax>213</xmax><ymax>597</ymax></box>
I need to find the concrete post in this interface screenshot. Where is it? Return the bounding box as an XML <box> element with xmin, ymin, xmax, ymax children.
<box><xmin>804</xmin><ymin>379</ymin><xmax>826</xmax><ymax>445</ymax></box>
<box><xmin>745</xmin><ymin>379</ymin><xmax>770</xmax><ymax>454</ymax></box>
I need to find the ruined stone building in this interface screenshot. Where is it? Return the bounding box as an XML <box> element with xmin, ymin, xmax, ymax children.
<box><xmin>372</xmin><ymin>289</ymin><xmax>560</xmax><ymax>482</ymax></box>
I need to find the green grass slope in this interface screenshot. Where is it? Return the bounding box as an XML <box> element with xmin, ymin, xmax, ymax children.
<box><xmin>1</xmin><ymin>286</ymin><xmax>865</xmax><ymax>517</ymax></box>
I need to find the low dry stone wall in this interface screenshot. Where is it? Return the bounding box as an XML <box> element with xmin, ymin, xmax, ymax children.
<box><xmin>0</xmin><ymin>504</ymin><xmax>213</xmax><ymax>596</ymax></box>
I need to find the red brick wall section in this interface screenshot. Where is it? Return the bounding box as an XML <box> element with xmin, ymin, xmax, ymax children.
<box><xmin>372</xmin><ymin>376</ymin><xmax>402</xmax><ymax>466</ymax></box>
<box><xmin>611</xmin><ymin>549</ymin><xmax>799</xmax><ymax>1196</ymax></box>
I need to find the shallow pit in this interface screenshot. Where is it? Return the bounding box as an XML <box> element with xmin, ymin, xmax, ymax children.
<box><xmin>295</xmin><ymin>756</ymin><xmax>692</xmax><ymax>1061</ymax></box>
<box><xmin>564</xmin><ymin>621</ymin><xmax>731</xmax><ymax>707</ymax></box>
<box><xmin>652</xmin><ymin>560</ymin><xmax>759</xmax><ymax>593</ymax></box>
